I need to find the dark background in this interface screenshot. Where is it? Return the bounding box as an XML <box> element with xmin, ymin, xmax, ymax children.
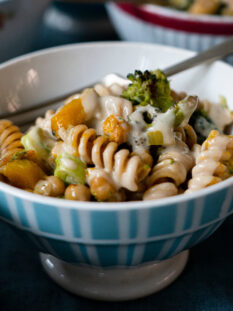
<box><xmin>1</xmin><ymin>2</ymin><xmax>233</xmax><ymax>310</ymax></box>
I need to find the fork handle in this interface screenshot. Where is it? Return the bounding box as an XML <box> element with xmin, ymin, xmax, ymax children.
<box><xmin>163</xmin><ymin>36</ymin><xmax>233</xmax><ymax>77</ymax></box>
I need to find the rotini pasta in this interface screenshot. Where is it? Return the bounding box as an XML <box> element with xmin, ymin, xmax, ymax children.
<box><xmin>0</xmin><ymin>120</ymin><xmax>24</xmax><ymax>161</ymax></box>
<box><xmin>176</xmin><ymin>124</ymin><xmax>197</xmax><ymax>149</ymax></box>
<box><xmin>0</xmin><ymin>69</ymin><xmax>233</xmax><ymax>202</ymax></box>
<box><xmin>143</xmin><ymin>139</ymin><xmax>194</xmax><ymax>200</ymax></box>
<box><xmin>186</xmin><ymin>130</ymin><xmax>233</xmax><ymax>193</ymax></box>
<box><xmin>52</xmin><ymin>124</ymin><xmax>151</xmax><ymax>192</ymax></box>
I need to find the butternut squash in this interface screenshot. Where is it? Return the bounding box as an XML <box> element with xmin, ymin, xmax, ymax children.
<box><xmin>3</xmin><ymin>159</ymin><xmax>46</xmax><ymax>189</ymax></box>
<box><xmin>102</xmin><ymin>115</ymin><xmax>129</xmax><ymax>144</ymax></box>
<box><xmin>51</xmin><ymin>98</ymin><xmax>86</xmax><ymax>136</ymax></box>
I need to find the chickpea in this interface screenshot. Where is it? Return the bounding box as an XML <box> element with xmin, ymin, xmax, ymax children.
<box><xmin>34</xmin><ymin>176</ymin><xmax>65</xmax><ymax>197</ymax></box>
<box><xmin>65</xmin><ymin>184</ymin><xmax>91</xmax><ymax>201</ymax></box>
<box><xmin>90</xmin><ymin>176</ymin><xmax>117</xmax><ymax>202</ymax></box>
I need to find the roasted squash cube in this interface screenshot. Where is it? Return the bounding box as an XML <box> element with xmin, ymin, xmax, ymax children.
<box><xmin>102</xmin><ymin>115</ymin><xmax>129</xmax><ymax>144</ymax></box>
<box><xmin>51</xmin><ymin>98</ymin><xmax>86</xmax><ymax>136</ymax></box>
<box><xmin>3</xmin><ymin>159</ymin><xmax>46</xmax><ymax>189</ymax></box>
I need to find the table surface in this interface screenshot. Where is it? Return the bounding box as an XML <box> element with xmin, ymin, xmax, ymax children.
<box><xmin>1</xmin><ymin>2</ymin><xmax>233</xmax><ymax>311</ymax></box>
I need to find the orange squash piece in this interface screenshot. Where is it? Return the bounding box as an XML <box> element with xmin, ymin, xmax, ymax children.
<box><xmin>51</xmin><ymin>98</ymin><xmax>86</xmax><ymax>136</ymax></box>
<box><xmin>3</xmin><ymin>159</ymin><xmax>46</xmax><ymax>189</ymax></box>
<box><xmin>102</xmin><ymin>115</ymin><xmax>129</xmax><ymax>144</ymax></box>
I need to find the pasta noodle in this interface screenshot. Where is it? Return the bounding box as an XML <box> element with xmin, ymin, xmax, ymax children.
<box><xmin>52</xmin><ymin>124</ymin><xmax>151</xmax><ymax>192</ymax></box>
<box><xmin>186</xmin><ymin>130</ymin><xmax>233</xmax><ymax>193</ymax></box>
<box><xmin>143</xmin><ymin>139</ymin><xmax>194</xmax><ymax>200</ymax></box>
<box><xmin>0</xmin><ymin>120</ymin><xmax>24</xmax><ymax>161</ymax></box>
<box><xmin>176</xmin><ymin>124</ymin><xmax>197</xmax><ymax>149</ymax></box>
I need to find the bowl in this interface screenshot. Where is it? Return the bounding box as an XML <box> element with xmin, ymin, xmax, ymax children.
<box><xmin>0</xmin><ymin>42</ymin><xmax>233</xmax><ymax>301</ymax></box>
<box><xmin>0</xmin><ymin>0</ymin><xmax>51</xmax><ymax>63</ymax></box>
<box><xmin>106</xmin><ymin>3</ymin><xmax>233</xmax><ymax>55</ymax></box>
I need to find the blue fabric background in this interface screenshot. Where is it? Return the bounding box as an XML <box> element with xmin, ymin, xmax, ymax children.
<box><xmin>1</xmin><ymin>2</ymin><xmax>233</xmax><ymax>310</ymax></box>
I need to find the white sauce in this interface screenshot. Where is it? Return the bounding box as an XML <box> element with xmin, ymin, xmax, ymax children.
<box><xmin>208</xmin><ymin>102</ymin><xmax>233</xmax><ymax>132</ymax></box>
<box><xmin>60</xmin><ymin>158</ymin><xmax>77</xmax><ymax>170</ymax></box>
<box><xmin>102</xmin><ymin>73</ymin><xmax>130</xmax><ymax>88</ymax></box>
<box><xmin>88</xmin><ymin>95</ymin><xmax>133</xmax><ymax>135</ymax></box>
<box><xmin>147</xmin><ymin>109</ymin><xmax>176</xmax><ymax>145</ymax></box>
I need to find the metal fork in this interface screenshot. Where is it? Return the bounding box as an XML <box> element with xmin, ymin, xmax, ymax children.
<box><xmin>1</xmin><ymin>36</ymin><xmax>233</xmax><ymax>128</ymax></box>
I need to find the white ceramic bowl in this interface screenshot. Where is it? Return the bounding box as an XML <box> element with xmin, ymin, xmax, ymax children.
<box><xmin>0</xmin><ymin>42</ymin><xmax>233</xmax><ymax>300</ymax></box>
<box><xmin>106</xmin><ymin>3</ymin><xmax>233</xmax><ymax>55</ymax></box>
<box><xmin>0</xmin><ymin>0</ymin><xmax>51</xmax><ymax>63</ymax></box>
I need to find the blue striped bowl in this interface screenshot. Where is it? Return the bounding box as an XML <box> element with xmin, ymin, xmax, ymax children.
<box><xmin>0</xmin><ymin>42</ymin><xmax>233</xmax><ymax>267</ymax></box>
<box><xmin>1</xmin><ymin>180</ymin><xmax>232</xmax><ymax>266</ymax></box>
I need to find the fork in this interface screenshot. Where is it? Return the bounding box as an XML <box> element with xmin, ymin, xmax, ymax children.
<box><xmin>1</xmin><ymin>36</ymin><xmax>233</xmax><ymax>128</ymax></box>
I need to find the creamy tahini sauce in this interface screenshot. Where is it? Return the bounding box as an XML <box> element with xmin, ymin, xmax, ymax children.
<box><xmin>60</xmin><ymin>158</ymin><xmax>77</xmax><ymax>170</ymax></box>
<box><xmin>208</xmin><ymin>102</ymin><xmax>233</xmax><ymax>132</ymax></box>
<box><xmin>128</xmin><ymin>96</ymin><xmax>198</xmax><ymax>152</ymax></box>
<box><xmin>88</xmin><ymin>95</ymin><xmax>133</xmax><ymax>135</ymax></box>
<box><xmin>128</xmin><ymin>105</ymin><xmax>176</xmax><ymax>151</ymax></box>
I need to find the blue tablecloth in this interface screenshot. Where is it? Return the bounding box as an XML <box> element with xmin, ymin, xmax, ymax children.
<box><xmin>1</xmin><ymin>2</ymin><xmax>233</xmax><ymax>310</ymax></box>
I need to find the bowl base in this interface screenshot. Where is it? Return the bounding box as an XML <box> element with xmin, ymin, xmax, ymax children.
<box><xmin>40</xmin><ymin>250</ymin><xmax>189</xmax><ymax>301</ymax></box>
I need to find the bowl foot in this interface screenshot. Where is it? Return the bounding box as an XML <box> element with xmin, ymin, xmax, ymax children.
<box><xmin>40</xmin><ymin>250</ymin><xmax>189</xmax><ymax>301</ymax></box>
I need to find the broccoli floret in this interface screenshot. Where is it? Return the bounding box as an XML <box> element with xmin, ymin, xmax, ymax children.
<box><xmin>189</xmin><ymin>109</ymin><xmax>219</xmax><ymax>144</ymax></box>
<box><xmin>168</xmin><ymin>0</ymin><xmax>193</xmax><ymax>10</ymax></box>
<box><xmin>122</xmin><ymin>70</ymin><xmax>174</xmax><ymax>112</ymax></box>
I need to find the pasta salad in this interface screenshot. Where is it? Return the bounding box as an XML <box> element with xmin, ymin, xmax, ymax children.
<box><xmin>152</xmin><ymin>0</ymin><xmax>233</xmax><ymax>15</ymax></box>
<box><xmin>0</xmin><ymin>70</ymin><xmax>233</xmax><ymax>202</ymax></box>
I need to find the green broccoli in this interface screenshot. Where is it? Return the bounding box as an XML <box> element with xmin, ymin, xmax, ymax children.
<box><xmin>54</xmin><ymin>153</ymin><xmax>86</xmax><ymax>185</ymax></box>
<box><xmin>122</xmin><ymin>69</ymin><xmax>174</xmax><ymax>112</ymax></box>
<box><xmin>189</xmin><ymin>109</ymin><xmax>219</xmax><ymax>144</ymax></box>
<box><xmin>168</xmin><ymin>0</ymin><xmax>193</xmax><ymax>10</ymax></box>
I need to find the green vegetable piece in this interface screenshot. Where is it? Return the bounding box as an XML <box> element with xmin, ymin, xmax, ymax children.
<box><xmin>189</xmin><ymin>110</ymin><xmax>219</xmax><ymax>144</ymax></box>
<box><xmin>11</xmin><ymin>151</ymin><xmax>27</xmax><ymax>161</ymax></box>
<box><xmin>174</xmin><ymin>110</ymin><xmax>185</xmax><ymax>128</ymax></box>
<box><xmin>54</xmin><ymin>153</ymin><xmax>86</xmax><ymax>184</ymax></box>
<box><xmin>122</xmin><ymin>69</ymin><xmax>173</xmax><ymax>112</ymax></box>
<box><xmin>168</xmin><ymin>0</ymin><xmax>193</xmax><ymax>10</ymax></box>
<box><xmin>225</xmin><ymin>158</ymin><xmax>233</xmax><ymax>175</ymax></box>
<box><xmin>219</xmin><ymin>95</ymin><xmax>228</xmax><ymax>109</ymax></box>
<box><xmin>21</xmin><ymin>127</ymin><xmax>55</xmax><ymax>161</ymax></box>
<box><xmin>147</xmin><ymin>131</ymin><xmax>164</xmax><ymax>145</ymax></box>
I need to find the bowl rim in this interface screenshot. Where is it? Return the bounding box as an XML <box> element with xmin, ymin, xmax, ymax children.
<box><xmin>0</xmin><ymin>41</ymin><xmax>233</xmax><ymax>211</ymax></box>
<box><xmin>110</xmin><ymin>3</ymin><xmax>233</xmax><ymax>35</ymax></box>
<box><xmin>142</xmin><ymin>3</ymin><xmax>233</xmax><ymax>23</ymax></box>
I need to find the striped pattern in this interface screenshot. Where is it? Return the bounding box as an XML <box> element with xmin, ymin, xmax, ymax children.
<box><xmin>106</xmin><ymin>3</ymin><xmax>233</xmax><ymax>64</ymax></box>
<box><xmin>0</xmin><ymin>184</ymin><xmax>232</xmax><ymax>267</ymax></box>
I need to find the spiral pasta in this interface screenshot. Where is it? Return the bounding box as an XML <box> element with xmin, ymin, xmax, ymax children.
<box><xmin>143</xmin><ymin>139</ymin><xmax>194</xmax><ymax>200</ymax></box>
<box><xmin>186</xmin><ymin>130</ymin><xmax>233</xmax><ymax>193</ymax></box>
<box><xmin>53</xmin><ymin>124</ymin><xmax>151</xmax><ymax>191</ymax></box>
<box><xmin>36</xmin><ymin>110</ymin><xmax>55</xmax><ymax>136</ymax></box>
<box><xmin>0</xmin><ymin>120</ymin><xmax>24</xmax><ymax>161</ymax></box>
<box><xmin>176</xmin><ymin>124</ymin><xmax>197</xmax><ymax>149</ymax></box>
